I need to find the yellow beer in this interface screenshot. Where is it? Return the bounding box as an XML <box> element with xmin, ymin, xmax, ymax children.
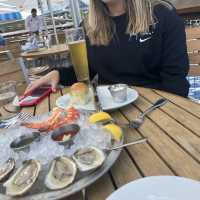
<box><xmin>68</xmin><ymin>40</ymin><xmax>89</xmax><ymax>82</ymax></box>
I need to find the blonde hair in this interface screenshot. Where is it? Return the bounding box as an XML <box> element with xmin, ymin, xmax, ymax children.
<box><xmin>85</xmin><ymin>0</ymin><xmax>172</xmax><ymax>46</ymax></box>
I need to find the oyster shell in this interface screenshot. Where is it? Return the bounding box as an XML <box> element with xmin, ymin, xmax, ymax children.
<box><xmin>73</xmin><ymin>146</ymin><xmax>105</xmax><ymax>172</ymax></box>
<box><xmin>0</xmin><ymin>158</ymin><xmax>15</xmax><ymax>181</ymax></box>
<box><xmin>3</xmin><ymin>159</ymin><xmax>41</xmax><ymax>196</ymax></box>
<box><xmin>45</xmin><ymin>156</ymin><xmax>77</xmax><ymax>190</ymax></box>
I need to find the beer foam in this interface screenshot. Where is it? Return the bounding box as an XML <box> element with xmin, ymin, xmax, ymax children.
<box><xmin>68</xmin><ymin>40</ymin><xmax>85</xmax><ymax>45</ymax></box>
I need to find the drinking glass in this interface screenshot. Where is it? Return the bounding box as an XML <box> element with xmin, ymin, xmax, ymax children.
<box><xmin>0</xmin><ymin>81</ymin><xmax>16</xmax><ymax>107</ymax></box>
<box><xmin>65</xmin><ymin>27</ymin><xmax>89</xmax><ymax>82</ymax></box>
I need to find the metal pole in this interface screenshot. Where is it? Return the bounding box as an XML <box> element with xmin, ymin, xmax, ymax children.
<box><xmin>47</xmin><ymin>0</ymin><xmax>59</xmax><ymax>44</ymax></box>
<box><xmin>38</xmin><ymin>0</ymin><xmax>48</xmax><ymax>34</ymax></box>
<box><xmin>69</xmin><ymin>0</ymin><xmax>82</xmax><ymax>28</ymax></box>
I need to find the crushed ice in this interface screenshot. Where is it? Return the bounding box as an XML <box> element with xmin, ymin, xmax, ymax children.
<box><xmin>0</xmin><ymin>112</ymin><xmax>112</xmax><ymax>167</ymax></box>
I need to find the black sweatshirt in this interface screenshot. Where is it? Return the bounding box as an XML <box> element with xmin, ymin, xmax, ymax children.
<box><xmin>57</xmin><ymin>4</ymin><xmax>190</xmax><ymax>97</ymax></box>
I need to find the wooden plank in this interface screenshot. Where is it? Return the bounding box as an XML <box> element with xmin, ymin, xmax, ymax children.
<box><xmin>49</xmin><ymin>90</ymin><xmax>62</xmax><ymax>110</ymax></box>
<box><xmin>134</xmin><ymin>94</ymin><xmax>200</xmax><ymax>164</ymax></box>
<box><xmin>34</xmin><ymin>96</ymin><xmax>50</xmax><ymax>115</ymax></box>
<box><xmin>0</xmin><ymin>59</ymin><xmax>23</xmax><ymax>76</ymax></box>
<box><xmin>87</xmin><ymin>174</ymin><xmax>115</xmax><ymax>200</ymax></box>
<box><xmin>137</xmin><ymin>87</ymin><xmax>200</xmax><ymax>137</ymax></box>
<box><xmin>111</xmin><ymin>111</ymin><xmax>174</xmax><ymax>177</ymax></box>
<box><xmin>188</xmin><ymin>53</ymin><xmax>200</xmax><ymax>64</ymax></box>
<box><xmin>121</xmin><ymin>102</ymin><xmax>200</xmax><ymax>179</ymax></box>
<box><xmin>150</xmin><ymin>88</ymin><xmax>200</xmax><ymax>119</ymax></box>
<box><xmin>0</xmin><ymin>107</ymin><xmax>20</xmax><ymax>119</ymax></box>
<box><xmin>0</xmin><ymin>73</ymin><xmax>25</xmax><ymax>84</ymax></box>
<box><xmin>189</xmin><ymin>66</ymin><xmax>200</xmax><ymax>75</ymax></box>
<box><xmin>186</xmin><ymin>27</ymin><xmax>200</xmax><ymax>40</ymax></box>
<box><xmin>173</xmin><ymin>0</ymin><xmax>200</xmax><ymax>14</ymax></box>
<box><xmin>110</xmin><ymin>150</ymin><xmax>142</xmax><ymax>187</ymax></box>
<box><xmin>0</xmin><ymin>59</ymin><xmax>27</xmax><ymax>95</ymax></box>
<box><xmin>21</xmin><ymin>106</ymin><xmax>35</xmax><ymax>115</ymax></box>
<box><xmin>187</xmin><ymin>39</ymin><xmax>200</xmax><ymax>52</ymax></box>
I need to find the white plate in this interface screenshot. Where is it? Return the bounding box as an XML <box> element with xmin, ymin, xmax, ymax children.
<box><xmin>56</xmin><ymin>86</ymin><xmax>138</xmax><ymax>111</ymax></box>
<box><xmin>107</xmin><ymin>176</ymin><xmax>200</xmax><ymax>200</ymax></box>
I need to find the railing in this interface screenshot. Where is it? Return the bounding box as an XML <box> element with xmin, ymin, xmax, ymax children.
<box><xmin>185</xmin><ymin>26</ymin><xmax>200</xmax><ymax>102</ymax></box>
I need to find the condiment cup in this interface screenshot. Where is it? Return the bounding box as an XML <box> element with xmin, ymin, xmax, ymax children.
<box><xmin>108</xmin><ymin>84</ymin><xmax>128</xmax><ymax>103</ymax></box>
<box><xmin>51</xmin><ymin>124</ymin><xmax>80</xmax><ymax>146</ymax></box>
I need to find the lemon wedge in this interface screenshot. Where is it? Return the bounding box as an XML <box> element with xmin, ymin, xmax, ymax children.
<box><xmin>89</xmin><ymin>112</ymin><xmax>112</xmax><ymax>123</ymax></box>
<box><xmin>103</xmin><ymin>123</ymin><xmax>123</xmax><ymax>142</ymax></box>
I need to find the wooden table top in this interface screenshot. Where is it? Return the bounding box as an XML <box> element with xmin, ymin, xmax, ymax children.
<box><xmin>21</xmin><ymin>44</ymin><xmax>69</xmax><ymax>59</ymax></box>
<box><xmin>21</xmin><ymin>86</ymin><xmax>200</xmax><ymax>200</ymax></box>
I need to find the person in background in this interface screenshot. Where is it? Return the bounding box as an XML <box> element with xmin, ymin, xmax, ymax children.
<box><xmin>24</xmin><ymin>0</ymin><xmax>189</xmax><ymax>97</ymax></box>
<box><xmin>25</xmin><ymin>8</ymin><xmax>43</xmax><ymax>35</ymax></box>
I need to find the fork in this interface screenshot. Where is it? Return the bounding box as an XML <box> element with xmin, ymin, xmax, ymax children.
<box><xmin>103</xmin><ymin>138</ymin><xmax>148</xmax><ymax>151</ymax></box>
<box><xmin>116</xmin><ymin>98</ymin><xmax>168</xmax><ymax>129</ymax></box>
<box><xmin>0</xmin><ymin>113</ymin><xmax>33</xmax><ymax>129</ymax></box>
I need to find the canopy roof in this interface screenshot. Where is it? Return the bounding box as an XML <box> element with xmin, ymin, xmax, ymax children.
<box><xmin>0</xmin><ymin>0</ymin><xmax>64</xmax><ymax>18</ymax></box>
<box><xmin>0</xmin><ymin>0</ymin><xmax>89</xmax><ymax>19</ymax></box>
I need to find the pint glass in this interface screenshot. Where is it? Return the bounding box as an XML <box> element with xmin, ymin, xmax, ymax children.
<box><xmin>66</xmin><ymin>28</ymin><xmax>89</xmax><ymax>82</ymax></box>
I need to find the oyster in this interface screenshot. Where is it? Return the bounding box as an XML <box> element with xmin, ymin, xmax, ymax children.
<box><xmin>3</xmin><ymin>159</ymin><xmax>41</xmax><ymax>196</ymax></box>
<box><xmin>0</xmin><ymin>158</ymin><xmax>15</xmax><ymax>181</ymax></box>
<box><xmin>45</xmin><ymin>156</ymin><xmax>77</xmax><ymax>190</ymax></box>
<box><xmin>73</xmin><ymin>146</ymin><xmax>105</xmax><ymax>172</ymax></box>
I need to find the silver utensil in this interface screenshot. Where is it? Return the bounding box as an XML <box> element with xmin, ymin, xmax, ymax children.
<box><xmin>82</xmin><ymin>188</ymin><xmax>88</xmax><ymax>200</ymax></box>
<box><xmin>10</xmin><ymin>132</ymin><xmax>40</xmax><ymax>152</ymax></box>
<box><xmin>118</xmin><ymin>98</ymin><xmax>168</xmax><ymax>129</ymax></box>
<box><xmin>104</xmin><ymin>138</ymin><xmax>147</xmax><ymax>151</ymax></box>
<box><xmin>91</xmin><ymin>74</ymin><xmax>102</xmax><ymax>112</ymax></box>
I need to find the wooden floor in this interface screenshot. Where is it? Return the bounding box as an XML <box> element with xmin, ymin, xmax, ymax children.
<box><xmin>22</xmin><ymin>86</ymin><xmax>200</xmax><ymax>200</ymax></box>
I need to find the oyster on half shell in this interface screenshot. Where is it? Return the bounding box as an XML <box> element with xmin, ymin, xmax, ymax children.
<box><xmin>0</xmin><ymin>158</ymin><xmax>15</xmax><ymax>182</ymax></box>
<box><xmin>73</xmin><ymin>146</ymin><xmax>105</xmax><ymax>172</ymax></box>
<box><xmin>45</xmin><ymin>156</ymin><xmax>77</xmax><ymax>190</ymax></box>
<box><xmin>3</xmin><ymin>159</ymin><xmax>41</xmax><ymax>196</ymax></box>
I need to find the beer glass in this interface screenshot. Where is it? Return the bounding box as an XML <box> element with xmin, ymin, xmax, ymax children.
<box><xmin>65</xmin><ymin>28</ymin><xmax>89</xmax><ymax>82</ymax></box>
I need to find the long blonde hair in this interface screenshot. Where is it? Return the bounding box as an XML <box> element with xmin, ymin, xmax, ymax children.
<box><xmin>85</xmin><ymin>0</ymin><xmax>172</xmax><ymax>46</ymax></box>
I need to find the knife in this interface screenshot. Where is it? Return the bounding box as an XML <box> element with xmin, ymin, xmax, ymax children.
<box><xmin>91</xmin><ymin>74</ymin><xmax>102</xmax><ymax>112</ymax></box>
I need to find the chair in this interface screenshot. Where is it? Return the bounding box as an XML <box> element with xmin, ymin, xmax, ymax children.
<box><xmin>0</xmin><ymin>50</ymin><xmax>14</xmax><ymax>62</ymax></box>
<box><xmin>0</xmin><ymin>58</ymin><xmax>29</xmax><ymax>95</ymax></box>
<box><xmin>0</xmin><ymin>41</ymin><xmax>21</xmax><ymax>58</ymax></box>
<box><xmin>186</xmin><ymin>27</ymin><xmax>200</xmax><ymax>102</ymax></box>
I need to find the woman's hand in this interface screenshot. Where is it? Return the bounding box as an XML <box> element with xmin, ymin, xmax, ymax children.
<box><xmin>24</xmin><ymin>70</ymin><xmax>60</xmax><ymax>95</ymax></box>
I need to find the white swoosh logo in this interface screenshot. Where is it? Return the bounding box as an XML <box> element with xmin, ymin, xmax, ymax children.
<box><xmin>139</xmin><ymin>37</ymin><xmax>151</xmax><ymax>43</ymax></box>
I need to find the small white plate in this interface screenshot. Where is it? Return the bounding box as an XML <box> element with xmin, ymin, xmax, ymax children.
<box><xmin>56</xmin><ymin>86</ymin><xmax>138</xmax><ymax>111</ymax></box>
<box><xmin>106</xmin><ymin>176</ymin><xmax>200</xmax><ymax>200</ymax></box>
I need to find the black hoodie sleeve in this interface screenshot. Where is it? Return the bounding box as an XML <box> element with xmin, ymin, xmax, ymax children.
<box><xmin>56</xmin><ymin>67</ymin><xmax>77</xmax><ymax>86</ymax></box>
<box><xmin>158</xmin><ymin>6</ymin><xmax>190</xmax><ymax>97</ymax></box>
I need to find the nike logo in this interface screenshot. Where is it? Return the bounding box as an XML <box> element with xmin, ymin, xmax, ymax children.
<box><xmin>139</xmin><ymin>37</ymin><xmax>151</xmax><ymax>43</ymax></box>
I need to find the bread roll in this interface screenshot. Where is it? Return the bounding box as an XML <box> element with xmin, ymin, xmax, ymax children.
<box><xmin>70</xmin><ymin>82</ymin><xmax>89</xmax><ymax>105</ymax></box>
